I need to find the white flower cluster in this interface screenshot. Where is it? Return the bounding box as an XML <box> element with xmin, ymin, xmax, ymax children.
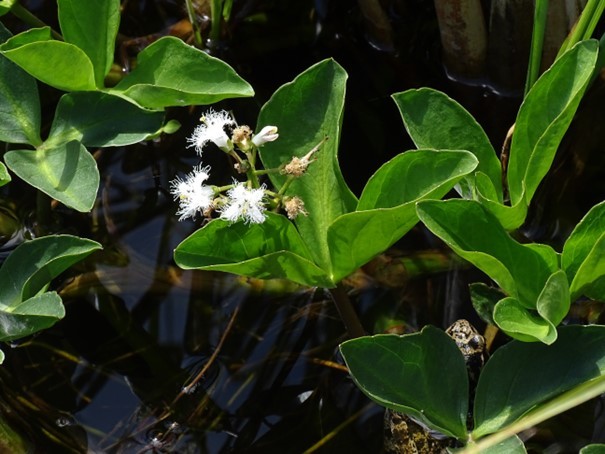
<box><xmin>221</xmin><ymin>182</ymin><xmax>267</xmax><ymax>224</ymax></box>
<box><xmin>171</xmin><ymin>109</ymin><xmax>279</xmax><ymax>224</ymax></box>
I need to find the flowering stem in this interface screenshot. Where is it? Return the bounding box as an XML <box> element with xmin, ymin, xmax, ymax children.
<box><xmin>254</xmin><ymin>168</ymin><xmax>280</xmax><ymax>176</ymax></box>
<box><xmin>276</xmin><ymin>175</ymin><xmax>296</xmax><ymax>197</ymax></box>
<box><xmin>245</xmin><ymin>150</ymin><xmax>261</xmax><ymax>188</ymax></box>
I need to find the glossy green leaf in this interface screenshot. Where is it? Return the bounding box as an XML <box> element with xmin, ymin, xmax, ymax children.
<box><xmin>46</xmin><ymin>92</ymin><xmax>165</xmax><ymax>148</ymax></box>
<box><xmin>0</xmin><ymin>234</ymin><xmax>102</xmax><ymax>308</ymax></box>
<box><xmin>581</xmin><ymin>445</ymin><xmax>605</xmax><ymax>454</ymax></box>
<box><xmin>0</xmin><ymin>0</ymin><xmax>16</xmax><ymax>16</ymax></box>
<box><xmin>475</xmin><ymin>172</ymin><xmax>527</xmax><ymax>231</ymax></box>
<box><xmin>467</xmin><ymin>374</ymin><xmax>605</xmax><ymax>452</ymax></box>
<box><xmin>0</xmin><ymin>23</ymin><xmax>41</xmax><ymax>146</ymax></box>
<box><xmin>339</xmin><ymin>326</ymin><xmax>469</xmax><ymax>439</ymax></box>
<box><xmin>562</xmin><ymin>201</ymin><xmax>605</xmax><ymax>300</ymax></box>
<box><xmin>5</xmin><ymin>141</ymin><xmax>99</xmax><ymax>212</ymax></box>
<box><xmin>113</xmin><ymin>36</ymin><xmax>254</xmax><ymax>108</ymax></box>
<box><xmin>0</xmin><ymin>27</ymin><xmax>96</xmax><ymax>91</ymax></box>
<box><xmin>473</xmin><ymin>325</ymin><xmax>605</xmax><ymax>438</ymax></box>
<box><xmin>257</xmin><ymin>59</ymin><xmax>357</xmax><ymax>272</ymax></box>
<box><xmin>393</xmin><ymin>88</ymin><xmax>502</xmax><ymax>200</ymax></box>
<box><xmin>0</xmin><ymin>292</ymin><xmax>64</xmax><ymax>341</ymax></box>
<box><xmin>495</xmin><ymin>270</ymin><xmax>570</xmax><ymax>345</ymax></box>
<box><xmin>0</xmin><ymin>163</ymin><xmax>10</xmax><ymax>187</ymax></box>
<box><xmin>174</xmin><ymin>213</ymin><xmax>331</xmax><ymax>287</ymax></box>
<box><xmin>416</xmin><ymin>199</ymin><xmax>559</xmax><ymax>306</ymax></box>
<box><xmin>507</xmin><ymin>40</ymin><xmax>599</xmax><ymax>206</ymax></box>
<box><xmin>58</xmin><ymin>0</ymin><xmax>120</xmax><ymax>87</ymax></box>
<box><xmin>493</xmin><ymin>297</ymin><xmax>555</xmax><ymax>344</ymax></box>
<box><xmin>327</xmin><ymin>150</ymin><xmax>478</xmax><ymax>282</ymax></box>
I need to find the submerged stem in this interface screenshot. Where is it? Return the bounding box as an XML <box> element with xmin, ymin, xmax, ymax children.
<box><xmin>329</xmin><ymin>284</ymin><xmax>365</xmax><ymax>339</ymax></box>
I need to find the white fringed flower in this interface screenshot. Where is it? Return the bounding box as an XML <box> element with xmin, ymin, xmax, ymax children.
<box><xmin>252</xmin><ymin>125</ymin><xmax>279</xmax><ymax>147</ymax></box>
<box><xmin>187</xmin><ymin>109</ymin><xmax>235</xmax><ymax>154</ymax></box>
<box><xmin>170</xmin><ymin>165</ymin><xmax>214</xmax><ymax>221</ymax></box>
<box><xmin>220</xmin><ymin>182</ymin><xmax>267</xmax><ymax>224</ymax></box>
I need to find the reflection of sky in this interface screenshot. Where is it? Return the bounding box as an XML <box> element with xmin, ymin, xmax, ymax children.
<box><xmin>76</xmin><ymin>375</ymin><xmax>140</xmax><ymax>445</ymax></box>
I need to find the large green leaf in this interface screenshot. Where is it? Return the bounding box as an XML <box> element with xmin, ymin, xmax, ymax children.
<box><xmin>174</xmin><ymin>213</ymin><xmax>331</xmax><ymax>287</ymax></box>
<box><xmin>507</xmin><ymin>40</ymin><xmax>599</xmax><ymax>206</ymax></box>
<box><xmin>416</xmin><ymin>199</ymin><xmax>558</xmax><ymax>305</ymax></box>
<box><xmin>393</xmin><ymin>88</ymin><xmax>502</xmax><ymax>200</ymax></box>
<box><xmin>475</xmin><ymin>172</ymin><xmax>527</xmax><ymax>231</ymax></box>
<box><xmin>0</xmin><ymin>163</ymin><xmax>9</xmax><ymax>187</ymax></box>
<box><xmin>0</xmin><ymin>27</ymin><xmax>96</xmax><ymax>91</ymax></box>
<box><xmin>466</xmin><ymin>374</ymin><xmax>605</xmax><ymax>452</ymax></box>
<box><xmin>494</xmin><ymin>270</ymin><xmax>570</xmax><ymax>344</ymax></box>
<box><xmin>0</xmin><ymin>292</ymin><xmax>65</xmax><ymax>341</ymax></box>
<box><xmin>257</xmin><ymin>59</ymin><xmax>357</xmax><ymax>272</ymax></box>
<box><xmin>113</xmin><ymin>36</ymin><xmax>254</xmax><ymax>108</ymax></box>
<box><xmin>473</xmin><ymin>325</ymin><xmax>605</xmax><ymax>438</ymax></box>
<box><xmin>339</xmin><ymin>326</ymin><xmax>469</xmax><ymax>439</ymax></box>
<box><xmin>0</xmin><ymin>235</ymin><xmax>100</xmax><ymax>343</ymax></box>
<box><xmin>0</xmin><ymin>234</ymin><xmax>101</xmax><ymax>309</ymax></box>
<box><xmin>327</xmin><ymin>149</ymin><xmax>478</xmax><ymax>282</ymax></box>
<box><xmin>45</xmin><ymin>92</ymin><xmax>165</xmax><ymax>148</ymax></box>
<box><xmin>58</xmin><ymin>0</ymin><xmax>120</xmax><ymax>87</ymax></box>
<box><xmin>5</xmin><ymin>141</ymin><xmax>99</xmax><ymax>212</ymax></box>
<box><xmin>562</xmin><ymin>200</ymin><xmax>605</xmax><ymax>300</ymax></box>
<box><xmin>0</xmin><ymin>23</ymin><xmax>41</xmax><ymax>146</ymax></box>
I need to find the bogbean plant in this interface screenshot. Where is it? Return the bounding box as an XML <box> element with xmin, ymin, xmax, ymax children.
<box><xmin>0</xmin><ymin>0</ymin><xmax>252</xmax><ymax>361</ymax></box>
<box><xmin>166</xmin><ymin>20</ymin><xmax>605</xmax><ymax>454</ymax></box>
<box><xmin>172</xmin><ymin>41</ymin><xmax>605</xmax><ymax>450</ymax></box>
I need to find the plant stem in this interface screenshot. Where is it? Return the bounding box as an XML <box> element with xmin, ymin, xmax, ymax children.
<box><xmin>329</xmin><ymin>284</ymin><xmax>365</xmax><ymax>339</ymax></box>
<box><xmin>184</xmin><ymin>0</ymin><xmax>203</xmax><ymax>47</ymax></box>
<box><xmin>525</xmin><ymin>0</ymin><xmax>549</xmax><ymax>96</ymax></box>
<box><xmin>209</xmin><ymin>0</ymin><xmax>223</xmax><ymax>43</ymax></box>
<box><xmin>10</xmin><ymin>2</ymin><xmax>63</xmax><ymax>40</ymax></box>
<box><xmin>557</xmin><ymin>0</ymin><xmax>605</xmax><ymax>58</ymax></box>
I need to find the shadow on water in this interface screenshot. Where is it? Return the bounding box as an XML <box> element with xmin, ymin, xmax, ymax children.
<box><xmin>1</xmin><ymin>1</ymin><xmax>605</xmax><ymax>452</ymax></box>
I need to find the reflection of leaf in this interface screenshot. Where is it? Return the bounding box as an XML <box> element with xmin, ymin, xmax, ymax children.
<box><xmin>340</xmin><ymin>326</ymin><xmax>469</xmax><ymax>439</ymax></box>
<box><xmin>113</xmin><ymin>37</ymin><xmax>254</xmax><ymax>108</ymax></box>
<box><xmin>46</xmin><ymin>92</ymin><xmax>165</xmax><ymax>148</ymax></box>
<box><xmin>5</xmin><ymin>141</ymin><xmax>99</xmax><ymax>212</ymax></box>
<box><xmin>0</xmin><ymin>27</ymin><xmax>96</xmax><ymax>91</ymax></box>
<box><xmin>328</xmin><ymin>150</ymin><xmax>477</xmax><ymax>282</ymax></box>
<box><xmin>473</xmin><ymin>325</ymin><xmax>605</xmax><ymax>438</ymax></box>
<box><xmin>258</xmin><ymin>59</ymin><xmax>357</xmax><ymax>272</ymax></box>
<box><xmin>174</xmin><ymin>213</ymin><xmax>331</xmax><ymax>287</ymax></box>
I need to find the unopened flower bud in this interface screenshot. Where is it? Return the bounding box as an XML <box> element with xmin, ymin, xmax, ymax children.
<box><xmin>252</xmin><ymin>126</ymin><xmax>279</xmax><ymax>147</ymax></box>
<box><xmin>283</xmin><ymin>196</ymin><xmax>308</xmax><ymax>219</ymax></box>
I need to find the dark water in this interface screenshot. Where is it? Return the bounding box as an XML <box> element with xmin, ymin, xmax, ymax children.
<box><xmin>2</xmin><ymin>1</ymin><xmax>605</xmax><ymax>452</ymax></box>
